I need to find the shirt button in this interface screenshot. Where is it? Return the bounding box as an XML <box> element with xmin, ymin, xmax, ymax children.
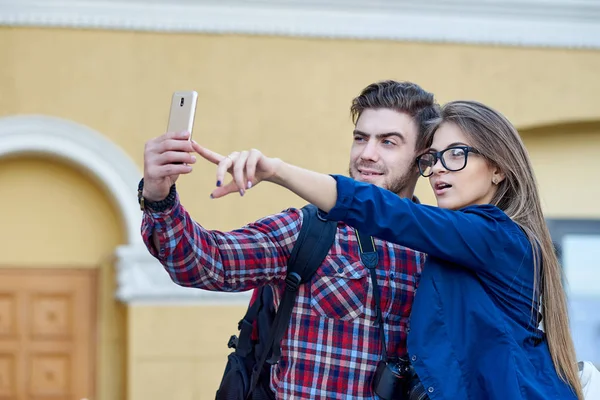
<box><xmin>428</xmin><ymin>387</ymin><xmax>434</xmax><ymax>393</ymax></box>
<box><xmin>411</xmin><ymin>355</ymin><xmax>417</xmax><ymax>362</ymax></box>
<box><xmin>337</xmin><ymin>267</ymin><xmax>343</xmax><ymax>273</ymax></box>
<box><xmin>389</xmin><ymin>273</ymin><xmax>395</xmax><ymax>279</ymax></box>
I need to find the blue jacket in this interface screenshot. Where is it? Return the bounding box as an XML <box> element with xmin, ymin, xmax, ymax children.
<box><xmin>325</xmin><ymin>175</ymin><xmax>577</xmax><ymax>399</ymax></box>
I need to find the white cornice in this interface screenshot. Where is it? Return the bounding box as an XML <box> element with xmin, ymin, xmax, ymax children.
<box><xmin>0</xmin><ymin>0</ymin><xmax>599</xmax><ymax>49</ymax></box>
<box><xmin>115</xmin><ymin>244</ymin><xmax>253</xmax><ymax>305</ymax></box>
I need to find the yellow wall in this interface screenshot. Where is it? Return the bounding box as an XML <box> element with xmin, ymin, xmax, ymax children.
<box><xmin>128</xmin><ymin>305</ymin><xmax>245</xmax><ymax>399</ymax></box>
<box><xmin>1</xmin><ymin>26</ymin><xmax>600</xmax><ymax>399</ymax></box>
<box><xmin>0</xmin><ymin>156</ymin><xmax>122</xmax><ymax>265</ymax></box>
<box><xmin>522</xmin><ymin>122</ymin><xmax>600</xmax><ymax>218</ymax></box>
<box><xmin>0</xmin><ymin>156</ymin><xmax>127</xmax><ymax>400</ymax></box>
<box><xmin>2</xmin><ymin>27</ymin><xmax>600</xmax><ymax>226</ymax></box>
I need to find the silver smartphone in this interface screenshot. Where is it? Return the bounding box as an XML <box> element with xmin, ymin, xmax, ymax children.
<box><xmin>167</xmin><ymin>90</ymin><xmax>198</xmax><ymax>138</ymax></box>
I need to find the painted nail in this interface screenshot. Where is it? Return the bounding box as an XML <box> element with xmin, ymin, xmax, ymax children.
<box><xmin>210</xmin><ymin>194</ymin><xmax>214</xmax><ymax>199</ymax></box>
<box><xmin>217</xmin><ymin>180</ymin><xmax>221</xmax><ymax>187</ymax></box>
<box><xmin>247</xmin><ymin>181</ymin><xmax>252</xmax><ymax>189</ymax></box>
<box><xmin>239</xmin><ymin>189</ymin><xmax>245</xmax><ymax>196</ymax></box>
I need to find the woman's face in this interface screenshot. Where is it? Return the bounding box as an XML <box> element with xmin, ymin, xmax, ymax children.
<box><xmin>419</xmin><ymin>122</ymin><xmax>504</xmax><ymax>210</ymax></box>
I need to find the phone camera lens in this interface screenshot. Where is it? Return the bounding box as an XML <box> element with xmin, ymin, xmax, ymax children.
<box><xmin>180</xmin><ymin>98</ymin><xmax>185</xmax><ymax>106</ymax></box>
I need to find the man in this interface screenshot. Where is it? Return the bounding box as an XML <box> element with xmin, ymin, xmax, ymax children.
<box><xmin>139</xmin><ymin>80</ymin><xmax>439</xmax><ymax>399</ymax></box>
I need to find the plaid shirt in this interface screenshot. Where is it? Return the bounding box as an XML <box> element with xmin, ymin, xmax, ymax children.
<box><xmin>141</xmin><ymin>195</ymin><xmax>424</xmax><ymax>399</ymax></box>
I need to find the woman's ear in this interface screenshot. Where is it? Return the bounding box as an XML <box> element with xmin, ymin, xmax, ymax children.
<box><xmin>492</xmin><ymin>168</ymin><xmax>506</xmax><ymax>185</ymax></box>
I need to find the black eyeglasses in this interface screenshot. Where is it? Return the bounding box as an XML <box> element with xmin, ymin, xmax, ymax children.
<box><xmin>416</xmin><ymin>146</ymin><xmax>480</xmax><ymax>177</ymax></box>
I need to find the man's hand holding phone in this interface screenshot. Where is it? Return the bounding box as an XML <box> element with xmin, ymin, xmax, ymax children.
<box><xmin>142</xmin><ymin>90</ymin><xmax>198</xmax><ymax>202</ymax></box>
<box><xmin>142</xmin><ymin>130</ymin><xmax>197</xmax><ymax>202</ymax></box>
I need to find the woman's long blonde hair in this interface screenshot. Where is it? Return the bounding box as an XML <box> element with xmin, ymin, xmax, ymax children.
<box><xmin>428</xmin><ymin>101</ymin><xmax>583</xmax><ymax>399</ymax></box>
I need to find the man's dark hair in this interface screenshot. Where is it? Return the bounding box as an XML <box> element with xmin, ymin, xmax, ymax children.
<box><xmin>350</xmin><ymin>80</ymin><xmax>440</xmax><ymax>152</ymax></box>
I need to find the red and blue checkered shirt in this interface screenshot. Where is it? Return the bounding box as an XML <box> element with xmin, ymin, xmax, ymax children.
<box><xmin>141</xmin><ymin>195</ymin><xmax>424</xmax><ymax>399</ymax></box>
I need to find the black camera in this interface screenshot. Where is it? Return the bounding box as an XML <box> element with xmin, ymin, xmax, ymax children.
<box><xmin>372</xmin><ymin>357</ymin><xmax>414</xmax><ymax>399</ymax></box>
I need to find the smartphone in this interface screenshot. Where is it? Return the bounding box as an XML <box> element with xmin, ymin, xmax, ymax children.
<box><xmin>167</xmin><ymin>90</ymin><xmax>198</xmax><ymax>138</ymax></box>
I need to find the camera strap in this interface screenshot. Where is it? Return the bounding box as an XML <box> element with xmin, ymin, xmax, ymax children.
<box><xmin>356</xmin><ymin>230</ymin><xmax>388</xmax><ymax>361</ymax></box>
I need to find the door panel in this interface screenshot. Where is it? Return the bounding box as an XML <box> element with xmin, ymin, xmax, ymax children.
<box><xmin>0</xmin><ymin>269</ymin><xmax>96</xmax><ymax>400</ymax></box>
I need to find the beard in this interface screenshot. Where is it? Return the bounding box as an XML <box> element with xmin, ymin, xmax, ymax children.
<box><xmin>348</xmin><ymin>162</ymin><xmax>414</xmax><ymax>196</ymax></box>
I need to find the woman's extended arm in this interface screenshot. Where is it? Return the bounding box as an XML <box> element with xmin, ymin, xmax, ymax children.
<box><xmin>194</xmin><ymin>144</ymin><xmax>339</xmax><ymax>211</ymax></box>
<box><xmin>194</xmin><ymin>145</ymin><xmax>520</xmax><ymax>271</ymax></box>
<box><xmin>270</xmin><ymin>162</ymin><xmax>338</xmax><ymax>212</ymax></box>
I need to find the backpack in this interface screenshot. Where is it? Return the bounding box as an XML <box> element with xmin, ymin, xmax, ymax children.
<box><xmin>579</xmin><ymin>361</ymin><xmax>600</xmax><ymax>399</ymax></box>
<box><xmin>215</xmin><ymin>204</ymin><xmax>338</xmax><ymax>400</ymax></box>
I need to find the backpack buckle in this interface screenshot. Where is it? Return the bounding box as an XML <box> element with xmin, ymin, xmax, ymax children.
<box><xmin>227</xmin><ymin>335</ymin><xmax>238</xmax><ymax>349</ymax></box>
<box><xmin>238</xmin><ymin>318</ymin><xmax>253</xmax><ymax>331</ymax></box>
<box><xmin>316</xmin><ymin>209</ymin><xmax>329</xmax><ymax>222</ymax></box>
<box><xmin>285</xmin><ymin>272</ymin><xmax>301</xmax><ymax>292</ymax></box>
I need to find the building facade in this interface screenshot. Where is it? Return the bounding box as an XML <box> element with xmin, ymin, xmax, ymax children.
<box><xmin>1</xmin><ymin>1</ymin><xmax>599</xmax><ymax>398</ymax></box>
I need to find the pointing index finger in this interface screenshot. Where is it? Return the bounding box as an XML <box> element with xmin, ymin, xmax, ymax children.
<box><xmin>192</xmin><ymin>141</ymin><xmax>224</xmax><ymax>165</ymax></box>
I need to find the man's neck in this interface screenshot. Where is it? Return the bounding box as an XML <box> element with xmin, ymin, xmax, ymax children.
<box><xmin>392</xmin><ymin>181</ymin><xmax>418</xmax><ymax>201</ymax></box>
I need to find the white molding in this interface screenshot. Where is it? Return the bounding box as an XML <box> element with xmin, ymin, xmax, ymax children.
<box><xmin>115</xmin><ymin>244</ymin><xmax>252</xmax><ymax>305</ymax></box>
<box><xmin>1</xmin><ymin>0</ymin><xmax>599</xmax><ymax>49</ymax></box>
<box><xmin>0</xmin><ymin>115</ymin><xmax>251</xmax><ymax>304</ymax></box>
<box><xmin>0</xmin><ymin>115</ymin><xmax>142</xmax><ymax>245</ymax></box>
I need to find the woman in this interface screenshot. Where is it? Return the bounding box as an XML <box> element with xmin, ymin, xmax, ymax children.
<box><xmin>195</xmin><ymin>101</ymin><xmax>583</xmax><ymax>399</ymax></box>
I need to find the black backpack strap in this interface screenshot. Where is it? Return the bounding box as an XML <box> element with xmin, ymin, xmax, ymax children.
<box><xmin>246</xmin><ymin>205</ymin><xmax>337</xmax><ymax>399</ymax></box>
<box><xmin>267</xmin><ymin>205</ymin><xmax>337</xmax><ymax>363</ymax></box>
<box><xmin>234</xmin><ymin>287</ymin><xmax>267</xmax><ymax>357</ymax></box>
<box><xmin>286</xmin><ymin>205</ymin><xmax>338</xmax><ymax>283</ymax></box>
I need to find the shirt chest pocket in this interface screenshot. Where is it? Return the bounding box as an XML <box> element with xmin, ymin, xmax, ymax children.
<box><xmin>385</xmin><ymin>273</ymin><xmax>416</xmax><ymax>322</ymax></box>
<box><xmin>309</xmin><ymin>255</ymin><xmax>369</xmax><ymax>321</ymax></box>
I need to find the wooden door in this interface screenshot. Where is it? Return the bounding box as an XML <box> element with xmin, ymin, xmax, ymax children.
<box><xmin>0</xmin><ymin>269</ymin><xmax>96</xmax><ymax>400</ymax></box>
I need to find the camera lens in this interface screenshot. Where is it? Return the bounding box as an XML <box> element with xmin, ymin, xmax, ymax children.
<box><xmin>180</xmin><ymin>97</ymin><xmax>185</xmax><ymax>106</ymax></box>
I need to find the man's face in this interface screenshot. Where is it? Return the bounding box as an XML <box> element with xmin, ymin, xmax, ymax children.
<box><xmin>349</xmin><ymin>108</ymin><xmax>419</xmax><ymax>197</ymax></box>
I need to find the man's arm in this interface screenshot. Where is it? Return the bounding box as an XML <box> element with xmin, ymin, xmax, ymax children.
<box><xmin>141</xmin><ymin>195</ymin><xmax>302</xmax><ymax>291</ymax></box>
<box><xmin>151</xmin><ymin>231</ymin><xmax>160</xmax><ymax>253</ymax></box>
<box><xmin>140</xmin><ymin>131</ymin><xmax>302</xmax><ymax>291</ymax></box>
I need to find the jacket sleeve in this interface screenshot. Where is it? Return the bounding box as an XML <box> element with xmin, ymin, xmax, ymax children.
<box><xmin>324</xmin><ymin>175</ymin><xmax>526</xmax><ymax>272</ymax></box>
